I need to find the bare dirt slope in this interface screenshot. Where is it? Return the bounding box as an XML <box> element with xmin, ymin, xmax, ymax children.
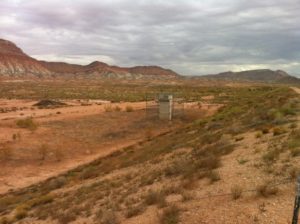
<box><xmin>0</xmin><ymin>99</ymin><xmax>219</xmax><ymax>195</ymax></box>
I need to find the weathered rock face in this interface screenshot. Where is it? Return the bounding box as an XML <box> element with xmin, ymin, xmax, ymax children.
<box><xmin>0</xmin><ymin>38</ymin><xmax>180</xmax><ymax>79</ymax></box>
<box><xmin>0</xmin><ymin>39</ymin><xmax>51</xmax><ymax>77</ymax></box>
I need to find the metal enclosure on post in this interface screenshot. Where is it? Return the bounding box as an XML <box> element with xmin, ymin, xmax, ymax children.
<box><xmin>158</xmin><ymin>93</ymin><xmax>173</xmax><ymax>120</ymax></box>
<box><xmin>145</xmin><ymin>92</ymin><xmax>184</xmax><ymax>120</ymax></box>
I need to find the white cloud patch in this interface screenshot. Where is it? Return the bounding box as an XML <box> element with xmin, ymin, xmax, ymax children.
<box><xmin>0</xmin><ymin>0</ymin><xmax>300</xmax><ymax>76</ymax></box>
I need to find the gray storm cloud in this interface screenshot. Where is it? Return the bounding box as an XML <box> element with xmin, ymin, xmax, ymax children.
<box><xmin>0</xmin><ymin>0</ymin><xmax>300</xmax><ymax>75</ymax></box>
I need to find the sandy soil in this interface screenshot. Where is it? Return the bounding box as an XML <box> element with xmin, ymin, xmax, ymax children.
<box><xmin>0</xmin><ymin>98</ymin><xmax>220</xmax><ymax>195</ymax></box>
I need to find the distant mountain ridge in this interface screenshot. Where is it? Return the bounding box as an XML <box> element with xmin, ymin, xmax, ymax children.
<box><xmin>198</xmin><ymin>69</ymin><xmax>300</xmax><ymax>84</ymax></box>
<box><xmin>0</xmin><ymin>38</ymin><xmax>179</xmax><ymax>79</ymax></box>
<box><xmin>1</xmin><ymin>38</ymin><xmax>299</xmax><ymax>83</ymax></box>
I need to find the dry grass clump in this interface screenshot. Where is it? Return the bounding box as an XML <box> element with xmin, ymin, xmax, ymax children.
<box><xmin>125</xmin><ymin>105</ymin><xmax>133</xmax><ymax>112</ymax></box>
<box><xmin>255</xmin><ymin>131</ymin><xmax>263</xmax><ymax>138</ymax></box>
<box><xmin>290</xmin><ymin>148</ymin><xmax>300</xmax><ymax>157</ymax></box>
<box><xmin>104</xmin><ymin>105</ymin><xmax>113</xmax><ymax>112</ymax></box>
<box><xmin>114</xmin><ymin>106</ymin><xmax>122</xmax><ymax>112</ymax></box>
<box><xmin>256</xmin><ymin>182</ymin><xmax>278</xmax><ymax>197</ymax></box>
<box><xmin>38</xmin><ymin>144</ymin><xmax>48</xmax><ymax>160</ymax></box>
<box><xmin>181</xmin><ymin>191</ymin><xmax>193</xmax><ymax>202</ymax></box>
<box><xmin>14</xmin><ymin>206</ymin><xmax>28</xmax><ymax>220</ymax></box>
<box><xmin>160</xmin><ymin>204</ymin><xmax>180</xmax><ymax>224</ymax></box>
<box><xmin>235</xmin><ymin>136</ymin><xmax>244</xmax><ymax>142</ymax></box>
<box><xmin>272</xmin><ymin>127</ymin><xmax>286</xmax><ymax>136</ymax></box>
<box><xmin>0</xmin><ymin>217</ymin><xmax>11</xmax><ymax>224</ymax></box>
<box><xmin>231</xmin><ymin>185</ymin><xmax>243</xmax><ymax>200</ymax></box>
<box><xmin>0</xmin><ymin>146</ymin><xmax>12</xmax><ymax>161</ymax></box>
<box><xmin>288</xmin><ymin>166</ymin><xmax>300</xmax><ymax>179</ymax></box>
<box><xmin>261</xmin><ymin>127</ymin><xmax>270</xmax><ymax>134</ymax></box>
<box><xmin>287</xmin><ymin>130</ymin><xmax>300</xmax><ymax>157</ymax></box>
<box><xmin>16</xmin><ymin>117</ymin><xmax>38</xmax><ymax>131</ymax></box>
<box><xmin>125</xmin><ymin>204</ymin><xmax>145</xmax><ymax>218</ymax></box>
<box><xmin>144</xmin><ymin>190</ymin><xmax>165</xmax><ymax>205</ymax></box>
<box><xmin>262</xmin><ymin>149</ymin><xmax>280</xmax><ymax>163</ymax></box>
<box><xmin>56</xmin><ymin>212</ymin><xmax>77</xmax><ymax>224</ymax></box>
<box><xmin>79</xmin><ymin>166</ymin><xmax>99</xmax><ymax>180</ymax></box>
<box><xmin>208</xmin><ymin>170</ymin><xmax>221</xmax><ymax>183</ymax></box>
<box><xmin>100</xmin><ymin>210</ymin><xmax>119</xmax><ymax>224</ymax></box>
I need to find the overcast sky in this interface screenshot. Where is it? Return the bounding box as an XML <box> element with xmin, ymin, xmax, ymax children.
<box><xmin>1</xmin><ymin>0</ymin><xmax>300</xmax><ymax>76</ymax></box>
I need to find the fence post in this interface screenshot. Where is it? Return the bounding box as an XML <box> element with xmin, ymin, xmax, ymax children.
<box><xmin>292</xmin><ymin>176</ymin><xmax>300</xmax><ymax>224</ymax></box>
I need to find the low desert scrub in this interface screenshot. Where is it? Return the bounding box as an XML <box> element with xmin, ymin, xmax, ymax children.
<box><xmin>256</xmin><ymin>182</ymin><xmax>278</xmax><ymax>197</ymax></box>
<box><xmin>231</xmin><ymin>185</ymin><xmax>243</xmax><ymax>200</ymax></box>
<box><xmin>125</xmin><ymin>105</ymin><xmax>133</xmax><ymax>112</ymax></box>
<box><xmin>181</xmin><ymin>191</ymin><xmax>193</xmax><ymax>202</ymax></box>
<box><xmin>289</xmin><ymin>123</ymin><xmax>298</xmax><ymax>129</ymax></box>
<box><xmin>125</xmin><ymin>204</ymin><xmax>145</xmax><ymax>218</ymax></box>
<box><xmin>262</xmin><ymin>149</ymin><xmax>279</xmax><ymax>163</ymax></box>
<box><xmin>145</xmin><ymin>128</ymin><xmax>154</xmax><ymax>140</ymax></box>
<box><xmin>289</xmin><ymin>166</ymin><xmax>300</xmax><ymax>179</ymax></box>
<box><xmin>48</xmin><ymin>176</ymin><xmax>67</xmax><ymax>190</ymax></box>
<box><xmin>14</xmin><ymin>206</ymin><xmax>28</xmax><ymax>220</ymax></box>
<box><xmin>164</xmin><ymin>160</ymin><xmax>187</xmax><ymax>177</ymax></box>
<box><xmin>287</xmin><ymin>130</ymin><xmax>300</xmax><ymax>149</ymax></box>
<box><xmin>255</xmin><ymin>131</ymin><xmax>263</xmax><ymax>138</ymax></box>
<box><xmin>38</xmin><ymin>144</ymin><xmax>48</xmax><ymax>160</ymax></box>
<box><xmin>56</xmin><ymin>212</ymin><xmax>77</xmax><ymax>224</ymax></box>
<box><xmin>290</xmin><ymin>148</ymin><xmax>300</xmax><ymax>157</ymax></box>
<box><xmin>79</xmin><ymin>166</ymin><xmax>99</xmax><ymax>180</ymax></box>
<box><xmin>104</xmin><ymin>105</ymin><xmax>113</xmax><ymax>112</ymax></box>
<box><xmin>163</xmin><ymin>184</ymin><xmax>183</xmax><ymax>196</ymax></box>
<box><xmin>0</xmin><ymin>146</ymin><xmax>12</xmax><ymax>161</ymax></box>
<box><xmin>208</xmin><ymin>170</ymin><xmax>221</xmax><ymax>183</ymax></box>
<box><xmin>16</xmin><ymin>117</ymin><xmax>38</xmax><ymax>131</ymax></box>
<box><xmin>139</xmin><ymin>170</ymin><xmax>162</xmax><ymax>186</ymax></box>
<box><xmin>0</xmin><ymin>217</ymin><xmax>11</xmax><ymax>224</ymax></box>
<box><xmin>114</xmin><ymin>106</ymin><xmax>122</xmax><ymax>111</ymax></box>
<box><xmin>22</xmin><ymin>194</ymin><xmax>54</xmax><ymax>210</ymax></box>
<box><xmin>144</xmin><ymin>190</ymin><xmax>164</xmax><ymax>205</ymax></box>
<box><xmin>237</xmin><ymin>158</ymin><xmax>248</xmax><ymax>165</ymax></box>
<box><xmin>235</xmin><ymin>136</ymin><xmax>244</xmax><ymax>142</ymax></box>
<box><xmin>100</xmin><ymin>210</ymin><xmax>119</xmax><ymax>224</ymax></box>
<box><xmin>261</xmin><ymin>127</ymin><xmax>270</xmax><ymax>134</ymax></box>
<box><xmin>272</xmin><ymin>127</ymin><xmax>286</xmax><ymax>136</ymax></box>
<box><xmin>160</xmin><ymin>205</ymin><xmax>180</xmax><ymax>224</ymax></box>
<box><xmin>54</xmin><ymin>148</ymin><xmax>64</xmax><ymax>162</ymax></box>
